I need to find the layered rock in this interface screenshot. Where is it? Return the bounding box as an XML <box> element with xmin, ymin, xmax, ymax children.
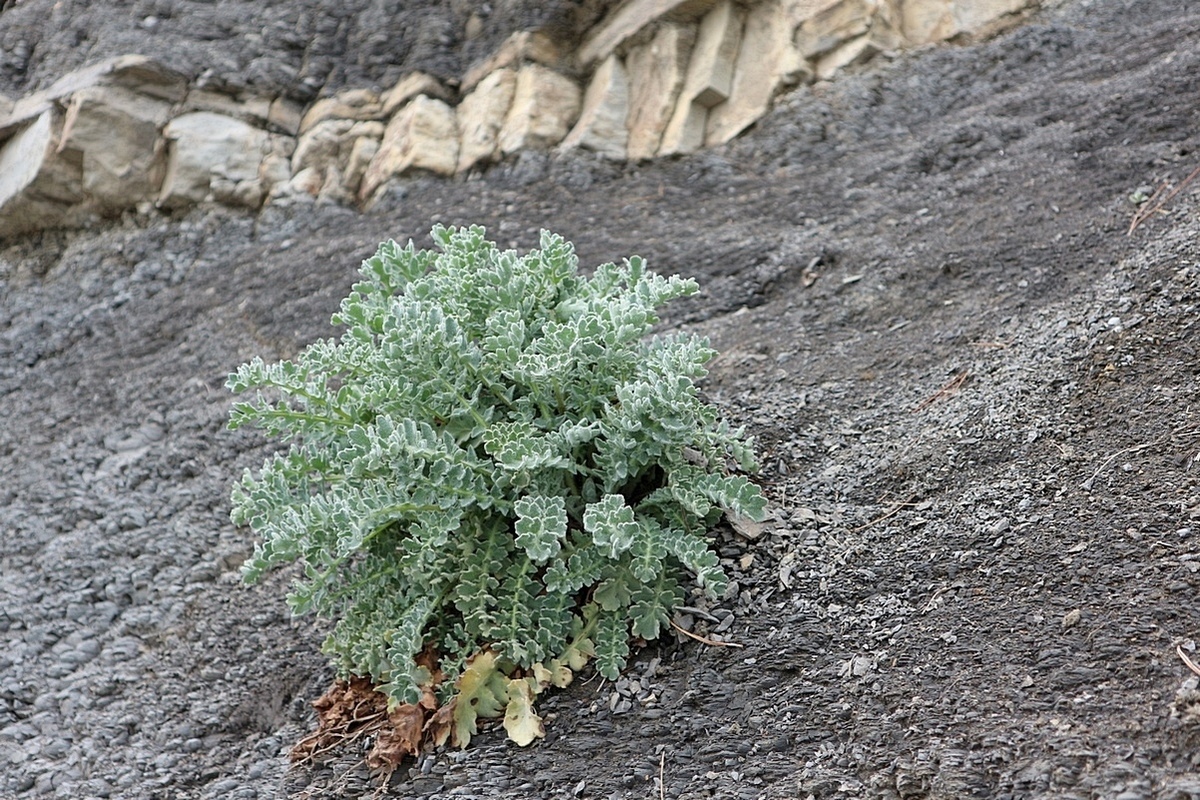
<box><xmin>0</xmin><ymin>56</ymin><xmax>187</xmax><ymax>238</ymax></box>
<box><xmin>0</xmin><ymin>0</ymin><xmax>1047</xmax><ymax>239</ymax></box>
<box><xmin>360</xmin><ymin>96</ymin><xmax>459</xmax><ymax>202</ymax></box>
<box><xmin>560</xmin><ymin>55</ymin><xmax>631</xmax><ymax>159</ymax></box>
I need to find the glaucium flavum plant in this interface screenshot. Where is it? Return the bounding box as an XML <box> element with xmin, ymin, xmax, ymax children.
<box><xmin>227</xmin><ymin>225</ymin><xmax>766</xmax><ymax>755</ymax></box>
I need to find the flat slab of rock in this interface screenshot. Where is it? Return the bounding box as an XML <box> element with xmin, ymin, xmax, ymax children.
<box><xmin>560</xmin><ymin>54</ymin><xmax>631</xmax><ymax>159</ymax></box>
<box><xmin>498</xmin><ymin>66</ymin><xmax>581</xmax><ymax>155</ymax></box>
<box><xmin>158</xmin><ymin>112</ymin><xmax>270</xmax><ymax>209</ymax></box>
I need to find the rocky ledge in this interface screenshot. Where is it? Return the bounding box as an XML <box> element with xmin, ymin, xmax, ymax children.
<box><xmin>0</xmin><ymin>0</ymin><xmax>1043</xmax><ymax>239</ymax></box>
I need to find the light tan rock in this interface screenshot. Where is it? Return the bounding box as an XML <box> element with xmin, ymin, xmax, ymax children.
<box><xmin>793</xmin><ymin>0</ymin><xmax>901</xmax><ymax>78</ymax></box>
<box><xmin>158</xmin><ymin>112</ymin><xmax>270</xmax><ymax>209</ymax></box>
<box><xmin>291</xmin><ymin>119</ymin><xmax>385</xmax><ymax>198</ymax></box>
<box><xmin>814</xmin><ymin>30</ymin><xmax>883</xmax><ymax>78</ymax></box>
<box><xmin>260</xmin><ymin>134</ymin><xmax>295</xmax><ymax>189</ymax></box>
<box><xmin>705</xmin><ymin>0</ymin><xmax>813</xmax><ymax>146</ymax></box>
<box><xmin>0</xmin><ymin>92</ymin><xmax>12</xmax><ymax>118</ymax></box>
<box><xmin>0</xmin><ymin>55</ymin><xmax>186</xmax><ymax>142</ymax></box>
<box><xmin>579</xmin><ymin>0</ymin><xmax>720</xmax><ymax>67</ymax></box>
<box><xmin>182</xmin><ymin>89</ymin><xmax>273</xmax><ymax>128</ymax></box>
<box><xmin>795</xmin><ymin>0</ymin><xmax>878</xmax><ymax>59</ymax></box>
<box><xmin>58</xmin><ymin>85</ymin><xmax>172</xmax><ymax>207</ymax></box>
<box><xmin>299</xmin><ymin>88</ymin><xmax>383</xmax><ymax>134</ymax></box>
<box><xmin>292</xmin><ymin>119</ymin><xmax>357</xmax><ymax>175</ymax></box>
<box><xmin>560</xmin><ymin>54</ymin><xmax>631</xmax><ymax>159</ymax></box>
<box><xmin>659</xmin><ymin>1</ymin><xmax>744</xmax><ymax>155</ymax></box>
<box><xmin>344</xmin><ymin>136</ymin><xmax>379</xmax><ymax>194</ymax></box>
<box><xmin>317</xmin><ymin>164</ymin><xmax>348</xmax><ymax>205</ymax></box>
<box><xmin>498</xmin><ymin>66</ymin><xmax>581</xmax><ymax>155</ymax></box>
<box><xmin>268</xmin><ymin>97</ymin><xmax>303</xmax><ymax>136</ymax></box>
<box><xmin>898</xmin><ymin>0</ymin><xmax>955</xmax><ymax>44</ymax></box>
<box><xmin>381</xmin><ymin>72</ymin><xmax>452</xmax><ymax>117</ymax></box>
<box><xmin>465</xmin><ymin>13</ymin><xmax>485</xmax><ymax>40</ymax></box>
<box><xmin>462</xmin><ymin>31</ymin><xmax>567</xmax><ymax>93</ymax></box>
<box><xmin>954</xmin><ymin>0</ymin><xmax>1031</xmax><ymax>34</ymax></box>
<box><xmin>285</xmin><ymin>166</ymin><xmax>323</xmax><ymax>198</ymax></box>
<box><xmin>687</xmin><ymin>1</ymin><xmax>744</xmax><ymax>107</ymax></box>
<box><xmin>456</xmin><ymin>68</ymin><xmax>517</xmax><ymax>172</ymax></box>
<box><xmin>625</xmin><ymin>22</ymin><xmax>697</xmax><ymax>160</ymax></box>
<box><xmin>0</xmin><ymin>110</ymin><xmax>86</xmax><ymax>239</ymax></box>
<box><xmin>260</xmin><ymin>151</ymin><xmax>293</xmax><ymax>192</ymax></box>
<box><xmin>360</xmin><ymin>96</ymin><xmax>458</xmax><ymax>201</ymax></box>
<box><xmin>898</xmin><ymin>0</ymin><xmax>1029</xmax><ymax>45</ymax></box>
<box><xmin>42</xmin><ymin>54</ymin><xmax>188</xmax><ymax>104</ymax></box>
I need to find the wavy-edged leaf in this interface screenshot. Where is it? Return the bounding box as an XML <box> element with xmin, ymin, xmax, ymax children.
<box><xmin>583</xmin><ymin>494</ymin><xmax>639</xmax><ymax>558</ymax></box>
<box><xmin>628</xmin><ymin>576</ymin><xmax>682</xmax><ymax>641</ymax></box>
<box><xmin>593</xmin><ymin>610</ymin><xmax>630</xmax><ymax>680</ymax></box>
<box><xmin>513</xmin><ymin>495</ymin><xmax>568</xmax><ymax>563</ymax></box>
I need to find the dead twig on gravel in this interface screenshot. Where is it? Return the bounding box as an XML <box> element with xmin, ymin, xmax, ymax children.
<box><xmin>659</xmin><ymin>753</ymin><xmax>666</xmax><ymax>800</ymax></box>
<box><xmin>1081</xmin><ymin>428</ymin><xmax>1200</xmax><ymax>490</ymax></box>
<box><xmin>1178</xmin><ymin>645</ymin><xmax>1200</xmax><ymax>678</ymax></box>
<box><xmin>1128</xmin><ymin>163</ymin><xmax>1200</xmax><ymax>236</ymax></box>
<box><xmin>852</xmin><ymin>493</ymin><xmax>919</xmax><ymax>533</ymax></box>
<box><xmin>670</xmin><ymin>619</ymin><xmax>744</xmax><ymax>649</ymax></box>
<box><xmin>912</xmin><ymin>371</ymin><xmax>970</xmax><ymax>412</ymax></box>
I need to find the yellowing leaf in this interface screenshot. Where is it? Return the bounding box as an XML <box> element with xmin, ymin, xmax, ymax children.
<box><xmin>502</xmin><ymin>678</ymin><xmax>545</xmax><ymax>747</ymax></box>
<box><xmin>532</xmin><ymin>659</ymin><xmax>574</xmax><ymax>690</ymax></box>
<box><xmin>562</xmin><ymin>637</ymin><xmax>594</xmax><ymax>672</ymax></box>
<box><xmin>442</xmin><ymin>651</ymin><xmax>509</xmax><ymax>748</ymax></box>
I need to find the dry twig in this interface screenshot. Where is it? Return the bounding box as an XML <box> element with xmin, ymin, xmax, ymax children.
<box><xmin>852</xmin><ymin>493</ymin><xmax>919</xmax><ymax>533</ymax></box>
<box><xmin>659</xmin><ymin>753</ymin><xmax>666</xmax><ymax>800</ymax></box>
<box><xmin>1128</xmin><ymin>163</ymin><xmax>1200</xmax><ymax>236</ymax></box>
<box><xmin>670</xmin><ymin>618</ymin><xmax>744</xmax><ymax>649</ymax></box>
<box><xmin>912</xmin><ymin>371</ymin><xmax>971</xmax><ymax>412</ymax></box>
<box><xmin>1179</xmin><ymin>645</ymin><xmax>1200</xmax><ymax>679</ymax></box>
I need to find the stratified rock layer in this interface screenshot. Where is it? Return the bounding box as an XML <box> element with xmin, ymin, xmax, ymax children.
<box><xmin>0</xmin><ymin>0</ymin><xmax>1044</xmax><ymax>238</ymax></box>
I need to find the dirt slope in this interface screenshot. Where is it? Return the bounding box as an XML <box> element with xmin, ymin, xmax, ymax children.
<box><xmin>2</xmin><ymin>0</ymin><xmax>1200</xmax><ymax>798</ymax></box>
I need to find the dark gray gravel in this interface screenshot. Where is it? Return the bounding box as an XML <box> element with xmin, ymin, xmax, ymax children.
<box><xmin>2</xmin><ymin>0</ymin><xmax>1200</xmax><ymax>797</ymax></box>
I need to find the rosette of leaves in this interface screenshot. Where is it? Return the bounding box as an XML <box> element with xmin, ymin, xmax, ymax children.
<box><xmin>227</xmin><ymin>225</ymin><xmax>766</xmax><ymax>749</ymax></box>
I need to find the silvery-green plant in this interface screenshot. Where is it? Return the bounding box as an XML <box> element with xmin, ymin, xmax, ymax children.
<box><xmin>227</xmin><ymin>225</ymin><xmax>765</xmax><ymax>745</ymax></box>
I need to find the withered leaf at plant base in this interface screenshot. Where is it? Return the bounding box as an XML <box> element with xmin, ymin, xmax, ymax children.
<box><xmin>532</xmin><ymin>659</ymin><xmax>573</xmax><ymax>690</ymax></box>
<box><xmin>502</xmin><ymin>677</ymin><xmax>545</xmax><ymax>747</ymax></box>
<box><xmin>425</xmin><ymin>698</ymin><xmax>457</xmax><ymax>749</ymax></box>
<box><xmin>426</xmin><ymin>650</ymin><xmax>510</xmax><ymax>749</ymax></box>
<box><xmin>291</xmin><ymin>677</ymin><xmax>388</xmax><ymax>763</ymax></box>
<box><xmin>367</xmin><ymin>703</ymin><xmax>427</xmax><ymax>770</ymax></box>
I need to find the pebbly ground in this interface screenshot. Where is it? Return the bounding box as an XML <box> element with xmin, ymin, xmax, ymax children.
<box><xmin>2</xmin><ymin>0</ymin><xmax>1200</xmax><ymax>797</ymax></box>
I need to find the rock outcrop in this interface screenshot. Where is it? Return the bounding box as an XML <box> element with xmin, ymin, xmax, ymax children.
<box><xmin>0</xmin><ymin>0</ymin><xmax>1045</xmax><ymax>240</ymax></box>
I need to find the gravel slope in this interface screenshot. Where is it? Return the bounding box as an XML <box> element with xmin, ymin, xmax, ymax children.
<box><xmin>2</xmin><ymin>0</ymin><xmax>1200</xmax><ymax>798</ymax></box>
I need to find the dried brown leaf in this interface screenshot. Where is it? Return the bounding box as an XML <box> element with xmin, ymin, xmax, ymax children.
<box><xmin>366</xmin><ymin>703</ymin><xmax>426</xmax><ymax>770</ymax></box>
